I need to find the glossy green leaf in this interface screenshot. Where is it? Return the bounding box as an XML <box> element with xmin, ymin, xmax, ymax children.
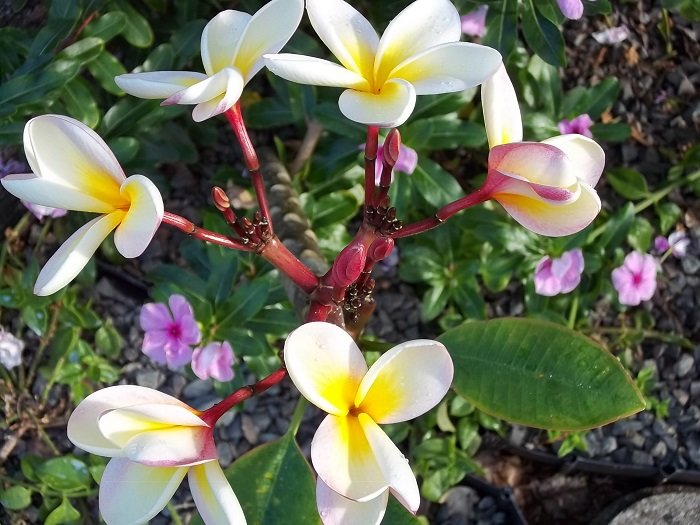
<box><xmin>245</xmin><ymin>98</ymin><xmax>298</xmax><ymax>129</ymax></box>
<box><xmin>87</xmin><ymin>51</ymin><xmax>127</xmax><ymax>95</ymax></box>
<box><xmin>313</xmin><ymin>102</ymin><xmax>366</xmax><ymax>141</ymax></box>
<box><xmin>36</xmin><ymin>456</ymin><xmax>91</xmax><ymax>491</ymax></box>
<box><xmin>384</xmin><ymin>498</ymin><xmax>425</xmax><ymax>524</ymax></box>
<box><xmin>223</xmin><ymin>434</ymin><xmax>321</xmax><ymax>525</ymax></box>
<box><xmin>586</xmin><ymin>77</ymin><xmax>619</xmax><ymax>119</ymax></box>
<box><xmin>112</xmin><ymin>0</ymin><xmax>154</xmax><ymax>48</ymax></box>
<box><xmin>57</xmin><ymin>36</ymin><xmax>104</xmax><ymax>64</ymax></box>
<box><xmin>309</xmin><ymin>191</ymin><xmax>361</xmax><ymax>229</ymax></box>
<box><xmin>596</xmin><ymin>202</ymin><xmax>635</xmax><ymax>249</ymax></box>
<box><xmin>21</xmin><ymin>305</ymin><xmax>48</xmax><ymax>336</ymax></box>
<box><xmin>627</xmin><ymin>217</ymin><xmax>653</xmax><ymax>252</ymax></box>
<box><xmin>101</xmin><ymin>98</ymin><xmax>159</xmax><ymax>137</ymax></box>
<box><xmin>61</xmin><ymin>77</ymin><xmax>100</xmax><ymax>128</ymax></box>
<box><xmin>0</xmin><ymin>59</ymin><xmax>79</xmax><ymax>107</ymax></box>
<box><xmin>589</xmin><ymin>123</ymin><xmax>630</xmax><ymax>142</ymax></box>
<box><xmin>413</xmin><ymin>158</ymin><xmax>463</xmax><ymax>208</ymax></box>
<box><xmin>522</xmin><ymin>1</ymin><xmax>565</xmax><ymax>67</ymax></box>
<box><xmin>403</xmin><ymin>117</ymin><xmax>486</xmax><ymax>150</ymax></box>
<box><xmin>217</xmin><ymin>280</ymin><xmax>271</xmax><ymax>326</ymax></box>
<box><xmin>607</xmin><ymin>168</ymin><xmax>649</xmax><ymax>200</ymax></box>
<box><xmin>0</xmin><ymin>486</ymin><xmax>31</xmax><ymax>510</ymax></box>
<box><xmin>45</xmin><ymin>498</ymin><xmax>81</xmax><ymax>525</ymax></box>
<box><xmin>95</xmin><ymin>320</ymin><xmax>122</xmax><ymax>358</ymax></box>
<box><xmin>438</xmin><ymin>318</ymin><xmax>645</xmax><ymax>431</ymax></box>
<box><xmin>83</xmin><ymin>11</ymin><xmax>127</xmax><ymax>42</ymax></box>
<box><xmin>107</xmin><ymin>136</ymin><xmax>140</xmax><ymax>164</ymax></box>
<box><xmin>656</xmin><ymin>202</ymin><xmax>681</xmax><ymax>234</ymax></box>
<box><xmin>421</xmin><ymin>283</ymin><xmax>450</xmax><ymax>321</ymax></box>
<box><xmin>482</xmin><ymin>0</ymin><xmax>517</xmax><ymax>59</ymax></box>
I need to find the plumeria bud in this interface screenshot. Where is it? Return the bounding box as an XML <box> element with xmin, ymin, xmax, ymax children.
<box><xmin>382</xmin><ymin>130</ymin><xmax>401</xmax><ymax>168</ymax></box>
<box><xmin>212</xmin><ymin>187</ymin><xmax>231</xmax><ymax>211</ymax></box>
<box><xmin>368</xmin><ymin>237</ymin><xmax>394</xmax><ymax>262</ymax></box>
<box><xmin>333</xmin><ymin>244</ymin><xmax>366</xmax><ymax>287</ymax></box>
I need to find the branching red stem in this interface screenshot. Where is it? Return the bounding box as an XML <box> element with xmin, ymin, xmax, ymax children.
<box><xmin>162</xmin><ymin>212</ymin><xmax>255</xmax><ymax>251</ymax></box>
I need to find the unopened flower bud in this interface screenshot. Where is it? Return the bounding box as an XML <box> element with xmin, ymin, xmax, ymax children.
<box><xmin>332</xmin><ymin>244</ymin><xmax>366</xmax><ymax>287</ymax></box>
<box><xmin>383</xmin><ymin>129</ymin><xmax>401</xmax><ymax>167</ymax></box>
<box><xmin>212</xmin><ymin>187</ymin><xmax>231</xmax><ymax>211</ymax></box>
<box><xmin>368</xmin><ymin>237</ymin><xmax>394</xmax><ymax>262</ymax></box>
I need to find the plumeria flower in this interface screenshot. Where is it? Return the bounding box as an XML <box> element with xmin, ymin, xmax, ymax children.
<box><xmin>114</xmin><ymin>0</ymin><xmax>304</xmax><ymax>122</ymax></box>
<box><xmin>264</xmin><ymin>0</ymin><xmax>501</xmax><ymax>128</ymax></box>
<box><xmin>192</xmin><ymin>341</ymin><xmax>235</xmax><ymax>382</ymax></box>
<box><xmin>557</xmin><ymin>0</ymin><xmax>584</xmax><ymax>20</ymax></box>
<box><xmin>22</xmin><ymin>201</ymin><xmax>67</xmax><ymax>220</ymax></box>
<box><xmin>0</xmin><ymin>329</ymin><xmax>24</xmax><ymax>369</ymax></box>
<box><xmin>534</xmin><ymin>248</ymin><xmax>584</xmax><ymax>296</ymax></box>
<box><xmin>1</xmin><ymin>115</ymin><xmax>163</xmax><ymax>296</ymax></box>
<box><xmin>140</xmin><ymin>295</ymin><xmax>201</xmax><ymax>369</ymax></box>
<box><xmin>461</xmin><ymin>5</ymin><xmax>488</xmax><ymax>38</ymax></box>
<box><xmin>655</xmin><ymin>231</ymin><xmax>690</xmax><ymax>258</ymax></box>
<box><xmin>611</xmin><ymin>251</ymin><xmax>657</xmax><ymax>306</ymax></box>
<box><xmin>284</xmin><ymin>322</ymin><xmax>453</xmax><ymax>524</ymax></box>
<box><xmin>479</xmin><ymin>65</ymin><xmax>605</xmax><ymax>237</ymax></box>
<box><xmin>67</xmin><ymin>385</ymin><xmax>245</xmax><ymax>525</ymax></box>
<box><xmin>558</xmin><ymin>114</ymin><xmax>594</xmax><ymax>138</ymax></box>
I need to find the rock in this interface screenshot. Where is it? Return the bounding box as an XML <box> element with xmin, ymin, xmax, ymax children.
<box><xmin>673</xmin><ymin>388</ymin><xmax>690</xmax><ymax>407</ymax></box>
<box><xmin>135</xmin><ymin>369</ymin><xmax>165</xmax><ymax>389</ymax></box>
<box><xmin>435</xmin><ymin>486</ymin><xmax>479</xmax><ymax>525</ymax></box>
<box><xmin>216</xmin><ymin>442</ymin><xmax>234</xmax><ymax>468</ymax></box>
<box><xmin>609</xmin><ymin>492</ymin><xmax>700</xmax><ymax>525</ymax></box>
<box><xmin>630</xmin><ymin>450</ymin><xmax>655</xmax><ymax>466</ymax></box>
<box><xmin>650</xmin><ymin>440</ymin><xmax>668</xmax><ymax>460</ymax></box>
<box><xmin>675</xmin><ymin>354</ymin><xmax>695</xmax><ymax>378</ymax></box>
<box><xmin>682</xmin><ymin>255</ymin><xmax>700</xmax><ymax>275</ymax></box>
<box><xmin>183</xmin><ymin>379</ymin><xmax>213</xmax><ymax>398</ymax></box>
<box><xmin>241</xmin><ymin>414</ymin><xmax>260</xmax><ymax>444</ymax></box>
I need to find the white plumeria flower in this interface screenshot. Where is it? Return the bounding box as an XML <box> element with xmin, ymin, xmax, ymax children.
<box><xmin>264</xmin><ymin>0</ymin><xmax>502</xmax><ymax>128</ymax></box>
<box><xmin>114</xmin><ymin>0</ymin><xmax>304</xmax><ymax>122</ymax></box>
<box><xmin>284</xmin><ymin>322</ymin><xmax>454</xmax><ymax>524</ymax></box>
<box><xmin>480</xmin><ymin>65</ymin><xmax>605</xmax><ymax>236</ymax></box>
<box><xmin>1</xmin><ymin>115</ymin><xmax>163</xmax><ymax>296</ymax></box>
<box><xmin>67</xmin><ymin>385</ymin><xmax>246</xmax><ymax>525</ymax></box>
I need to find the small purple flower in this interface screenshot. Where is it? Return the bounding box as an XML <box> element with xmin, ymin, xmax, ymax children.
<box><xmin>534</xmin><ymin>248</ymin><xmax>584</xmax><ymax>296</ymax></box>
<box><xmin>361</xmin><ymin>141</ymin><xmax>418</xmax><ymax>186</ymax></box>
<box><xmin>461</xmin><ymin>5</ymin><xmax>488</xmax><ymax>38</ymax></box>
<box><xmin>558</xmin><ymin>114</ymin><xmax>594</xmax><ymax>138</ymax></box>
<box><xmin>0</xmin><ymin>329</ymin><xmax>24</xmax><ymax>369</ymax></box>
<box><xmin>611</xmin><ymin>251</ymin><xmax>657</xmax><ymax>306</ymax></box>
<box><xmin>139</xmin><ymin>294</ymin><xmax>201</xmax><ymax>369</ymax></box>
<box><xmin>557</xmin><ymin>0</ymin><xmax>584</xmax><ymax>20</ymax></box>
<box><xmin>192</xmin><ymin>341</ymin><xmax>235</xmax><ymax>382</ymax></box>
<box><xmin>655</xmin><ymin>231</ymin><xmax>690</xmax><ymax>258</ymax></box>
<box><xmin>22</xmin><ymin>202</ymin><xmax>68</xmax><ymax>220</ymax></box>
<box><xmin>654</xmin><ymin>235</ymin><xmax>670</xmax><ymax>253</ymax></box>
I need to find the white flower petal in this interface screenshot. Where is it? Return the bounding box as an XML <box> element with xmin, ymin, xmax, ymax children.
<box><xmin>374</xmin><ymin>0</ymin><xmax>461</xmax><ymax>87</ymax></box>
<box><xmin>190</xmin><ymin>78</ymin><xmax>244</xmax><ymax>122</ymax></box>
<box><xmin>338</xmin><ymin>78</ymin><xmax>416</xmax><ymax>128</ymax></box>
<box><xmin>284</xmin><ymin>322</ymin><xmax>367</xmax><ymax>415</ymax></box>
<box><xmin>23</xmin><ymin>115</ymin><xmax>127</xmax><ymax>207</ymax></box>
<box><xmin>201</xmin><ymin>10</ymin><xmax>251</xmax><ymax>76</ymax></box>
<box><xmin>99</xmin><ymin>458</ymin><xmax>187</xmax><ymax>525</ymax></box>
<box><xmin>389</xmin><ymin>42</ymin><xmax>501</xmax><ymax>95</ymax></box>
<box><xmin>2</xmin><ymin>173</ymin><xmax>115</xmax><ymax>213</ymax></box>
<box><xmin>34</xmin><ymin>212</ymin><xmax>124</xmax><ymax>296</ymax></box>
<box><xmin>489</xmin><ymin>142</ymin><xmax>577</xmax><ymax>188</ymax></box>
<box><xmin>542</xmin><ymin>134</ymin><xmax>605</xmax><ymax>188</ymax></box>
<box><xmin>356</xmin><ymin>340</ymin><xmax>453</xmax><ymax>424</ymax></box>
<box><xmin>115</xmin><ymin>71</ymin><xmax>207</xmax><ymax>99</ymax></box>
<box><xmin>482</xmin><ymin>64</ymin><xmax>523</xmax><ymax>148</ymax></box>
<box><xmin>306</xmin><ymin>0</ymin><xmax>379</xmax><ymax>80</ymax></box>
<box><xmin>122</xmin><ymin>426</ymin><xmax>217</xmax><ymax>467</ymax></box>
<box><xmin>114</xmin><ymin>175</ymin><xmax>164</xmax><ymax>258</ymax></box>
<box><xmin>234</xmin><ymin>0</ymin><xmax>305</xmax><ymax>83</ymax></box>
<box><xmin>311</xmin><ymin>414</ymin><xmax>388</xmax><ymax>502</ymax></box>
<box><xmin>189</xmin><ymin>462</ymin><xmax>246</xmax><ymax>525</ymax></box>
<box><xmin>264</xmin><ymin>54</ymin><xmax>370</xmax><ymax>89</ymax></box>
<box><xmin>163</xmin><ymin>67</ymin><xmax>244</xmax><ymax>106</ymax></box>
<box><xmin>317</xmin><ymin>478</ymin><xmax>388</xmax><ymax>525</ymax></box>
<box><xmin>359</xmin><ymin>414</ymin><xmax>420</xmax><ymax>513</ymax></box>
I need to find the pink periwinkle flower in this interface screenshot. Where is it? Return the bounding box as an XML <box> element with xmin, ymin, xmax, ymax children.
<box><xmin>22</xmin><ymin>201</ymin><xmax>68</xmax><ymax>220</ymax></box>
<box><xmin>611</xmin><ymin>251</ymin><xmax>657</xmax><ymax>306</ymax></box>
<box><xmin>558</xmin><ymin>114</ymin><xmax>594</xmax><ymax>138</ymax></box>
<box><xmin>192</xmin><ymin>341</ymin><xmax>235</xmax><ymax>382</ymax></box>
<box><xmin>655</xmin><ymin>231</ymin><xmax>690</xmax><ymax>258</ymax></box>
<box><xmin>534</xmin><ymin>248</ymin><xmax>584</xmax><ymax>296</ymax></box>
<box><xmin>140</xmin><ymin>295</ymin><xmax>201</xmax><ymax>369</ymax></box>
<box><xmin>557</xmin><ymin>0</ymin><xmax>584</xmax><ymax>19</ymax></box>
<box><xmin>461</xmin><ymin>5</ymin><xmax>488</xmax><ymax>38</ymax></box>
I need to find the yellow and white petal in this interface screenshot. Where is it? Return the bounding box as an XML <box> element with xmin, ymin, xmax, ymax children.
<box><xmin>284</xmin><ymin>322</ymin><xmax>367</xmax><ymax>415</ymax></box>
<box><xmin>189</xmin><ymin>462</ymin><xmax>246</xmax><ymax>525</ymax></box>
<box><xmin>306</xmin><ymin>0</ymin><xmax>379</xmax><ymax>81</ymax></box>
<box><xmin>162</xmin><ymin>67</ymin><xmax>244</xmax><ymax>107</ymax></box>
<box><xmin>482</xmin><ymin>64</ymin><xmax>523</xmax><ymax>148</ymax></box>
<box><xmin>495</xmin><ymin>182</ymin><xmax>602</xmax><ymax>237</ymax></box>
<box><xmin>316</xmin><ymin>478</ymin><xmax>388</xmax><ymax>525</ymax></box>
<box><xmin>389</xmin><ymin>42</ymin><xmax>502</xmax><ymax>95</ymax></box>
<box><xmin>24</xmin><ymin>115</ymin><xmax>128</xmax><ymax>207</ymax></box>
<box><xmin>34</xmin><ymin>212</ymin><xmax>124</xmax><ymax>296</ymax></box>
<box><xmin>489</xmin><ymin>142</ymin><xmax>577</xmax><ymax>189</ymax></box>
<box><xmin>115</xmin><ymin>71</ymin><xmax>207</xmax><ymax>99</ymax></box>
<box><xmin>201</xmin><ymin>10</ymin><xmax>251</xmax><ymax>76</ymax></box>
<box><xmin>358</xmin><ymin>414</ymin><xmax>420</xmax><ymax>513</ymax></box>
<box><xmin>374</xmin><ymin>0</ymin><xmax>461</xmax><ymax>88</ymax></box>
<box><xmin>542</xmin><ymin>134</ymin><xmax>605</xmax><ymax>188</ymax></box>
<box><xmin>234</xmin><ymin>0</ymin><xmax>305</xmax><ymax>83</ymax></box>
<box><xmin>68</xmin><ymin>385</ymin><xmax>199</xmax><ymax>456</ymax></box>
<box><xmin>356</xmin><ymin>340</ymin><xmax>453</xmax><ymax>424</ymax></box>
<box><xmin>264</xmin><ymin>54</ymin><xmax>370</xmax><ymax>90</ymax></box>
<box><xmin>99</xmin><ymin>458</ymin><xmax>187</xmax><ymax>525</ymax></box>
<box><xmin>1</xmin><ymin>173</ymin><xmax>115</xmax><ymax>213</ymax></box>
<box><xmin>114</xmin><ymin>175</ymin><xmax>164</xmax><ymax>258</ymax></box>
<box><xmin>338</xmin><ymin>78</ymin><xmax>416</xmax><ymax>128</ymax></box>
<box><xmin>311</xmin><ymin>415</ymin><xmax>388</xmax><ymax>502</ymax></box>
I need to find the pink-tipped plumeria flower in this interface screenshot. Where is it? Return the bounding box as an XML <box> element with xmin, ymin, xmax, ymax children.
<box><xmin>284</xmin><ymin>322</ymin><xmax>453</xmax><ymax>524</ymax></box>
<box><xmin>461</xmin><ymin>5</ymin><xmax>488</xmax><ymax>38</ymax></box>
<box><xmin>140</xmin><ymin>295</ymin><xmax>201</xmax><ymax>369</ymax></box>
<box><xmin>67</xmin><ymin>385</ymin><xmax>245</xmax><ymax>525</ymax></box>
<box><xmin>1</xmin><ymin>115</ymin><xmax>163</xmax><ymax>296</ymax></box>
<box><xmin>557</xmin><ymin>0</ymin><xmax>584</xmax><ymax>20</ymax></box>
<box><xmin>534</xmin><ymin>248</ymin><xmax>584</xmax><ymax>296</ymax></box>
<box><xmin>264</xmin><ymin>0</ymin><xmax>501</xmax><ymax>128</ymax></box>
<box><xmin>655</xmin><ymin>231</ymin><xmax>690</xmax><ymax>258</ymax></box>
<box><xmin>611</xmin><ymin>251</ymin><xmax>657</xmax><ymax>306</ymax></box>
<box><xmin>480</xmin><ymin>65</ymin><xmax>605</xmax><ymax>237</ymax></box>
<box><xmin>192</xmin><ymin>341</ymin><xmax>235</xmax><ymax>382</ymax></box>
<box><xmin>558</xmin><ymin>114</ymin><xmax>594</xmax><ymax>138</ymax></box>
<box><xmin>115</xmin><ymin>0</ymin><xmax>304</xmax><ymax>122</ymax></box>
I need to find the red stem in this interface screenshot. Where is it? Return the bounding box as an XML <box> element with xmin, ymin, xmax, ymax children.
<box><xmin>259</xmin><ymin>237</ymin><xmax>319</xmax><ymax>294</ymax></box>
<box><xmin>162</xmin><ymin>212</ymin><xmax>255</xmax><ymax>251</ymax></box>
<box><xmin>225</xmin><ymin>103</ymin><xmax>274</xmax><ymax>236</ymax></box>
<box><xmin>364</xmin><ymin>126</ymin><xmax>379</xmax><ymax>209</ymax></box>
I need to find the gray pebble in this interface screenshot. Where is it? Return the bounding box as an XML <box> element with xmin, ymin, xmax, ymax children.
<box><xmin>631</xmin><ymin>450</ymin><xmax>655</xmax><ymax>466</ymax></box>
<box><xmin>675</xmin><ymin>354</ymin><xmax>695</xmax><ymax>378</ymax></box>
<box><xmin>135</xmin><ymin>369</ymin><xmax>165</xmax><ymax>389</ymax></box>
<box><xmin>183</xmin><ymin>379</ymin><xmax>213</xmax><ymax>398</ymax></box>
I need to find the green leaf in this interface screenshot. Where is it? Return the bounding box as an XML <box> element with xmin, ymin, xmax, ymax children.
<box><xmin>108</xmin><ymin>136</ymin><xmax>140</xmax><ymax>164</ymax></box>
<box><xmin>246</xmin><ymin>308</ymin><xmax>297</xmax><ymax>337</ymax></box>
<box><xmin>403</xmin><ymin>117</ymin><xmax>486</xmax><ymax>150</ymax></box>
<box><xmin>0</xmin><ymin>486</ymin><xmax>32</xmax><ymax>510</ymax></box>
<box><xmin>522</xmin><ymin>1</ymin><xmax>566</xmax><ymax>67</ymax></box>
<box><xmin>61</xmin><ymin>77</ymin><xmax>100</xmax><ymax>128</ymax></box>
<box><xmin>222</xmin><ymin>434</ymin><xmax>321</xmax><ymax>525</ymax></box>
<box><xmin>45</xmin><ymin>498</ymin><xmax>81</xmax><ymax>525</ymax></box>
<box><xmin>585</xmin><ymin>77</ymin><xmax>619</xmax><ymax>119</ymax></box>
<box><xmin>112</xmin><ymin>0</ymin><xmax>154</xmax><ymax>48</ymax></box>
<box><xmin>483</xmin><ymin>0</ymin><xmax>517</xmax><ymax>59</ymax></box>
<box><xmin>0</xmin><ymin>59</ymin><xmax>80</xmax><ymax>107</ymax></box>
<box><xmin>83</xmin><ymin>11</ymin><xmax>127</xmax><ymax>42</ymax></box>
<box><xmin>627</xmin><ymin>217</ymin><xmax>653</xmax><ymax>252</ymax></box>
<box><xmin>590</xmin><ymin>123</ymin><xmax>630</xmax><ymax>142</ymax></box>
<box><xmin>596</xmin><ymin>202</ymin><xmax>635</xmax><ymax>249</ymax></box>
<box><xmin>656</xmin><ymin>202</ymin><xmax>681</xmax><ymax>234</ymax></box>
<box><xmin>439</xmin><ymin>318</ymin><xmax>645</xmax><ymax>431</ymax></box>
<box><xmin>56</xmin><ymin>37</ymin><xmax>104</xmax><ymax>64</ymax></box>
<box><xmin>607</xmin><ymin>168</ymin><xmax>649</xmax><ymax>200</ymax></box>
<box><xmin>87</xmin><ymin>51</ymin><xmax>127</xmax><ymax>95</ymax></box>
<box><xmin>412</xmin><ymin>158</ymin><xmax>463</xmax><ymax>208</ymax></box>
<box><xmin>313</xmin><ymin>102</ymin><xmax>366</xmax><ymax>141</ymax></box>
<box><xmin>384</xmin><ymin>497</ymin><xmax>425</xmax><ymax>524</ymax></box>
<box><xmin>21</xmin><ymin>305</ymin><xmax>48</xmax><ymax>336</ymax></box>
<box><xmin>309</xmin><ymin>191</ymin><xmax>361</xmax><ymax>229</ymax></box>
<box><xmin>217</xmin><ymin>280</ymin><xmax>271</xmax><ymax>326</ymax></box>
<box><xmin>421</xmin><ymin>283</ymin><xmax>450</xmax><ymax>322</ymax></box>
<box><xmin>101</xmin><ymin>98</ymin><xmax>160</xmax><ymax>137</ymax></box>
<box><xmin>245</xmin><ymin>98</ymin><xmax>298</xmax><ymax>129</ymax></box>
<box><xmin>36</xmin><ymin>456</ymin><xmax>92</xmax><ymax>491</ymax></box>
<box><xmin>95</xmin><ymin>320</ymin><xmax>122</xmax><ymax>358</ymax></box>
